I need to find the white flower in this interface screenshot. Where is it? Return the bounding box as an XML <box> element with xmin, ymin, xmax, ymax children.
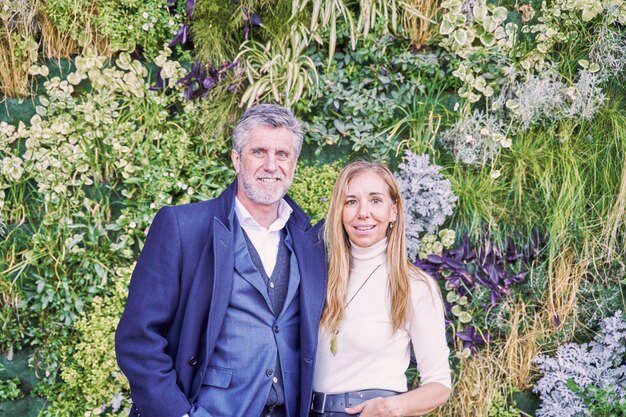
<box><xmin>490</xmin><ymin>169</ymin><xmax>502</xmax><ymax>179</ymax></box>
<box><xmin>142</xmin><ymin>23</ymin><xmax>150</xmax><ymax>31</ymax></box>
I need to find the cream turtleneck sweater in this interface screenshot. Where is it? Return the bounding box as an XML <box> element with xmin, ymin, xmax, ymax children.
<box><xmin>313</xmin><ymin>238</ymin><xmax>451</xmax><ymax>394</ymax></box>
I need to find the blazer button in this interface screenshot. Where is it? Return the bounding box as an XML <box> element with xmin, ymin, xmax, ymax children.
<box><xmin>189</xmin><ymin>356</ymin><xmax>198</xmax><ymax>366</ymax></box>
<box><xmin>273</xmin><ymin>325</ymin><xmax>280</xmax><ymax>333</ymax></box>
<box><xmin>266</xmin><ymin>369</ymin><xmax>273</xmax><ymax>377</ymax></box>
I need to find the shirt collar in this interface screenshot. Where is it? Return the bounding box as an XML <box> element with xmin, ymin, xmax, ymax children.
<box><xmin>234</xmin><ymin>197</ymin><xmax>293</xmax><ymax>232</ymax></box>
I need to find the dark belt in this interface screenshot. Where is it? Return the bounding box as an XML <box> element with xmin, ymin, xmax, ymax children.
<box><xmin>310</xmin><ymin>389</ymin><xmax>399</xmax><ymax>413</ymax></box>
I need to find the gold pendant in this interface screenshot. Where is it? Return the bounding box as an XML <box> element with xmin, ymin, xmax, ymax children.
<box><xmin>330</xmin><ymin>332</ymin><xmax>338</xmax><ymax>356</ymax></box>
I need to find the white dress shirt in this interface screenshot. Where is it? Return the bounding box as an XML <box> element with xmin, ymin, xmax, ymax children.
<box><xmin>234</xmin><ymin>197</ymin><xmax>293</xmax><ymax>276</ymax></box>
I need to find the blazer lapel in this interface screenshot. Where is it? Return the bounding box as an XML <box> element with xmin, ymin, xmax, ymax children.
<box><xmin>205</xmin><ymin>219</ymin><xmax>235</xmax><ymax>355</ymax></box>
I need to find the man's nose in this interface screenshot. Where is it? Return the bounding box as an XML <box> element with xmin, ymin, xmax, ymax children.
<box><xmin>263</xmin><ymin>154</ymin><xmax>277</xmax><ymax>171</ymax></box>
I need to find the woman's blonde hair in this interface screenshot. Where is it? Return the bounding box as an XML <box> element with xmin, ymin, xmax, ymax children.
<box><xmin>321</xmin><ymin>161</ymin><xmax>432</xmax><ymax>334</ymax></box>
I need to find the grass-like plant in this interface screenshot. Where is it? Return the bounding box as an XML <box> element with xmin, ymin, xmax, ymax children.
<box><xmin>0</xmin><ymin>0</ymin><xmax>39</xmax><ymax>97</ymax></box>
<box><xmin>237</xmin><ymin>24</ymin><xmax>318</xmax><ymax>107</ymax></box>
<box><xmin>38</xmin><ymin>10</ymin><xmax>79</xmax><ymax>58</ymax></box>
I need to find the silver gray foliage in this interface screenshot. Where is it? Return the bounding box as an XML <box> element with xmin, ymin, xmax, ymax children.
<box><xmin>396</xmin><ymin>151</ymin><xmax>458</xmax><ymax>259</ymax></box>
<box><xmin>534</xmin><ymin>311</ymin><xmax>626</xmax><ymax>417</ymax></box>
<box><xmin>439</xmin><ymin>109</ymin><xmax>506</xmax><ymax>165</ymax></box>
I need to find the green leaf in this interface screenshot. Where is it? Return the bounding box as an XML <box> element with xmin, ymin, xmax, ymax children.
<box><xmin>492</xmin><ymin>6</ymin><xmax>508</xmax><ymax>22</ymax></box>
<box><xmin>454</xmin><ymin>29</ymin><xmax>468</xmax><ymax>45</ymax></box>
<box><xmin>480</xmin><ymin>33</ymin><xmax>496</xmax><ymax>47</ymax></box>
<box><xmin>333</xmin><ymin>119</ymin><xmax>346</xmax><ymax>135</ymax></box>
<box><xmin>440</xmin><ymin>18</ymin><xmax>456</xmax><ymax>35</ymax></box>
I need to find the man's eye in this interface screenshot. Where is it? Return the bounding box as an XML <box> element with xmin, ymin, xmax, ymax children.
<box><xmin>252</xmin><ymin>149</ymin><xmax>265</xmax><ymax>156</ymax></box>
<box><xmin>277</xmin><ymin>151</ymin><xmax>289</xmax><ymax>159</ymax></box>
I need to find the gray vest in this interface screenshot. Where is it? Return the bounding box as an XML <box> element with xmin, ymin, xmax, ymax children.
<box><xmin>194</xmin><ymin>223</ymin><xmax>301</xmax><ymax>417</ymax></box>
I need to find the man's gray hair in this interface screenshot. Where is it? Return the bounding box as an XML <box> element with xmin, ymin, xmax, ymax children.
<box><xmin>232</xmin><ymin>104</ymin><xmax>304</xmax><ymax>156</ymax></box>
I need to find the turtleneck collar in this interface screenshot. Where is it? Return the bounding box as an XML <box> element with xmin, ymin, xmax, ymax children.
<box><xmin>349</xmin><ymin>238</ymin><xmax>388</xmax><ymax>269</ymax></box>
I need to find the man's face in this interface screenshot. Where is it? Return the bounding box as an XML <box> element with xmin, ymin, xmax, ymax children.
<box><xmin>231</xmin><ymin>126</ymin><xmax>297</xmax><ymax>207</ymax></box>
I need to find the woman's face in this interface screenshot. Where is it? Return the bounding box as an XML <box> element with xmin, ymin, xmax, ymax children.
<box><xmin>341</xmin><ymin>171</ymin><xmax>398</xmax><ymax>248</ymax></box>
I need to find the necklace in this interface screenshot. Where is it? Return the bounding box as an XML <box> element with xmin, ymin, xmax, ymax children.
<box><xmin>330</xmin><ymin>263</ymin><xmax>383</xmax><ymax>356</ymax></box>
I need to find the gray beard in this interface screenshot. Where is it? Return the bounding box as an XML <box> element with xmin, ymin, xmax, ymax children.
<box><xmin>240</xmin><ymin>174</ymin><xmax>292</xmax><ymax>205</ymax></box>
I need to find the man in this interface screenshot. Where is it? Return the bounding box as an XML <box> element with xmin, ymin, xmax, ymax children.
<box><xmin>115</xmin><ymin>104</ymin><xmax>327</xmax><ymax>417</ymax></box>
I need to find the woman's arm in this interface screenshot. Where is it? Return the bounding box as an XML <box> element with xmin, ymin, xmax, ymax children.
<box><xmin>345</xmin><ymin>381</ymin><xmax>450</xmax><ymax>416</ymax></box>
<box><xmin>347</xmin><ymin>274</ymin><xmax>452</xmax><ymax>416</ymax></box>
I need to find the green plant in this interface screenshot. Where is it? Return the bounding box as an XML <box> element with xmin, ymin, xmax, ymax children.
<box><xmin>567</xmin><ymin>380</ymin><xmax>626</xmax><ymax>417</ymax></box>
<box><xmin>0</xmin><ymin>0</ymin><xmax>39</xmax><ymax>97</ymax></box>
<box><xmin>42</xmin><ymin>0</ymin><xmax>183</xmax><ymax>58</ymax></box>
<box><xmin>487</xmin><ymin>391</ymin><xmax>524</xmax><ymax>417</ymax></box>
<box><xmin>39</xmin><ymin>266</ymin><xmax>132</xmax><ymax>417</ymax></box>
<box><xmin>298</xmin><ymin>25</ymin><xmax>457</xmax><ymax>158</ymax></box>
<box><xmin>0</xmin><ymin>47</ymin><xmax>233</xmax><ymax>382</ymax></box>
<box><xmin>0</xmin><ymin>377</ymin><xmax>23</xmax><ymax>401</ymax></box>
<box><xmin>192</xmin><ymin>0</ymin><xmax>295</xmax><ymax>64</ymax></box>
<box><xmin>237</xmin><ymin>24</ymin><xmax>318</xmax><ymax>107</ymax></box>
<box><xmin>288</xmin><ymin>161</ymin><xmax>343</xmax><ymax>224</ymax></box>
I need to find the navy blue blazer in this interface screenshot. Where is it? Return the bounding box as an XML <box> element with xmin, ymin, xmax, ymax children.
<box><xmin>115</xmin><ymin>181</ymin><xmax>328</xmax><ymax>417</ymax></box>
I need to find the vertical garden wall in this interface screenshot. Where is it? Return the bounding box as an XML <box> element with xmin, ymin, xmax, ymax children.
<box><xmin>1</xmin><ymin>0</ymin><xmax>625</xmax><ymax>416</ymax></box>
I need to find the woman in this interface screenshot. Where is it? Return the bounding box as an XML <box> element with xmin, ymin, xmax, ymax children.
<box><xmin>311</xmin><ymin>161</ymin><xmax>451</xmax><ymax>417</ymax></box>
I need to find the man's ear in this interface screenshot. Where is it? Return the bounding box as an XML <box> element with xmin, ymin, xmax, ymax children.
<box><xmin>231</xmin><ymin>149</ymin><xmax>240</xmax><ymax>174</ymax></box>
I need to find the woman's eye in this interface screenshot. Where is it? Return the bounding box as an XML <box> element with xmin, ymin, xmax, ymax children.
<box><xmin>345</xmin><ymin>200</ymin><xmax>357</xmax><ymax>206</ymax></box>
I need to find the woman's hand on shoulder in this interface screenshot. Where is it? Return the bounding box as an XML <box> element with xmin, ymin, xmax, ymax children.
<box><xmin>344</xmin><ymin>396</ymin><xmax>403</xmax><ymax>417</ymax></box>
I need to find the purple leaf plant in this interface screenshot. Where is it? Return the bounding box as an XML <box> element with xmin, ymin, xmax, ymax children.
<box><xmin>163</xmin><ymin>0</ymin><xmax>255</xmax><ymax>99</ymax></box>
<box><xmin>415</xmin><ymin>229</ymin><xmax>546</xmax><ymax>351</ymax></box>
<box><xmin>169</xmin><ymin>60</ymin><xmax>238</xmax><ymax>100</ymax></box>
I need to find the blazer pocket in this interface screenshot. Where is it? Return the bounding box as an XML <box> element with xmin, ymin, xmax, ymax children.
<box><xmin>202</xmin><ymin>366</ymin><xmax>233</xmax><ymax>388</ymax></box>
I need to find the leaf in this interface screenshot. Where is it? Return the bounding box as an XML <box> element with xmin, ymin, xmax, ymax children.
<box><xmin>333</xmin><ymin>119</ymin><xmax>346</xmax><ymax>135</ymax></box>
<box><xmin>480</xmin><ymin>32</ymin><xmax>496</xmax><ymax>47</ymax></box>
<box><xmin>492</xmin><ymin>6</ymin><xmax>508</xmax><ymax>22</ymax></box>
<box><xmin>94</xmin><ymin>263</ymin><xmax>106</xmax><ymax>278</ymax></box>
<box><xmin>454</xmin><ymin>29</ymin><xmax>468</xmax><ymax>45</ymax></box>
<box><xmin>473</xmin><ymin>4</ymin><xmax>488</xmax><ymax>22</ymax></box>
<box><xmin>440</xmin><ymin>18</ymin><xmax>456</xmax><ymax>35</ymax></box>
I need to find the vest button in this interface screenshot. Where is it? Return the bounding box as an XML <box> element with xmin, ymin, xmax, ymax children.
<box><xmin>273</xmin><ymin>325</ymin><xmax>280</xmax><ymax>333</ymax></box>
<box><xmin>266</xmin><ymin>369</ymin><xmax>273</xmax><ymax>377</ymax></box>
<box><xmin>189</xmin><ymin>356</ymin><xmax>198</xmax><ymax>366</ymax></box>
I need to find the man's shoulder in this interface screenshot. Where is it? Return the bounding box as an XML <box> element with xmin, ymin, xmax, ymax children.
<box><xmin>157</xmin><ymin>193</ymin><xmax>232</xmax><ymax>238</ymax></box>
<box><xmin>167</xmin><ymin>184</ymin><xmax>235</xmax><ymax>219</ymax></box>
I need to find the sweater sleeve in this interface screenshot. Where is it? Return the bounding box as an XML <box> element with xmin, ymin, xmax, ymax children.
<box><xmin>408</xmin><ymin>275</ymin><xmax>452</xmax><ymax>389</ymax></box>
